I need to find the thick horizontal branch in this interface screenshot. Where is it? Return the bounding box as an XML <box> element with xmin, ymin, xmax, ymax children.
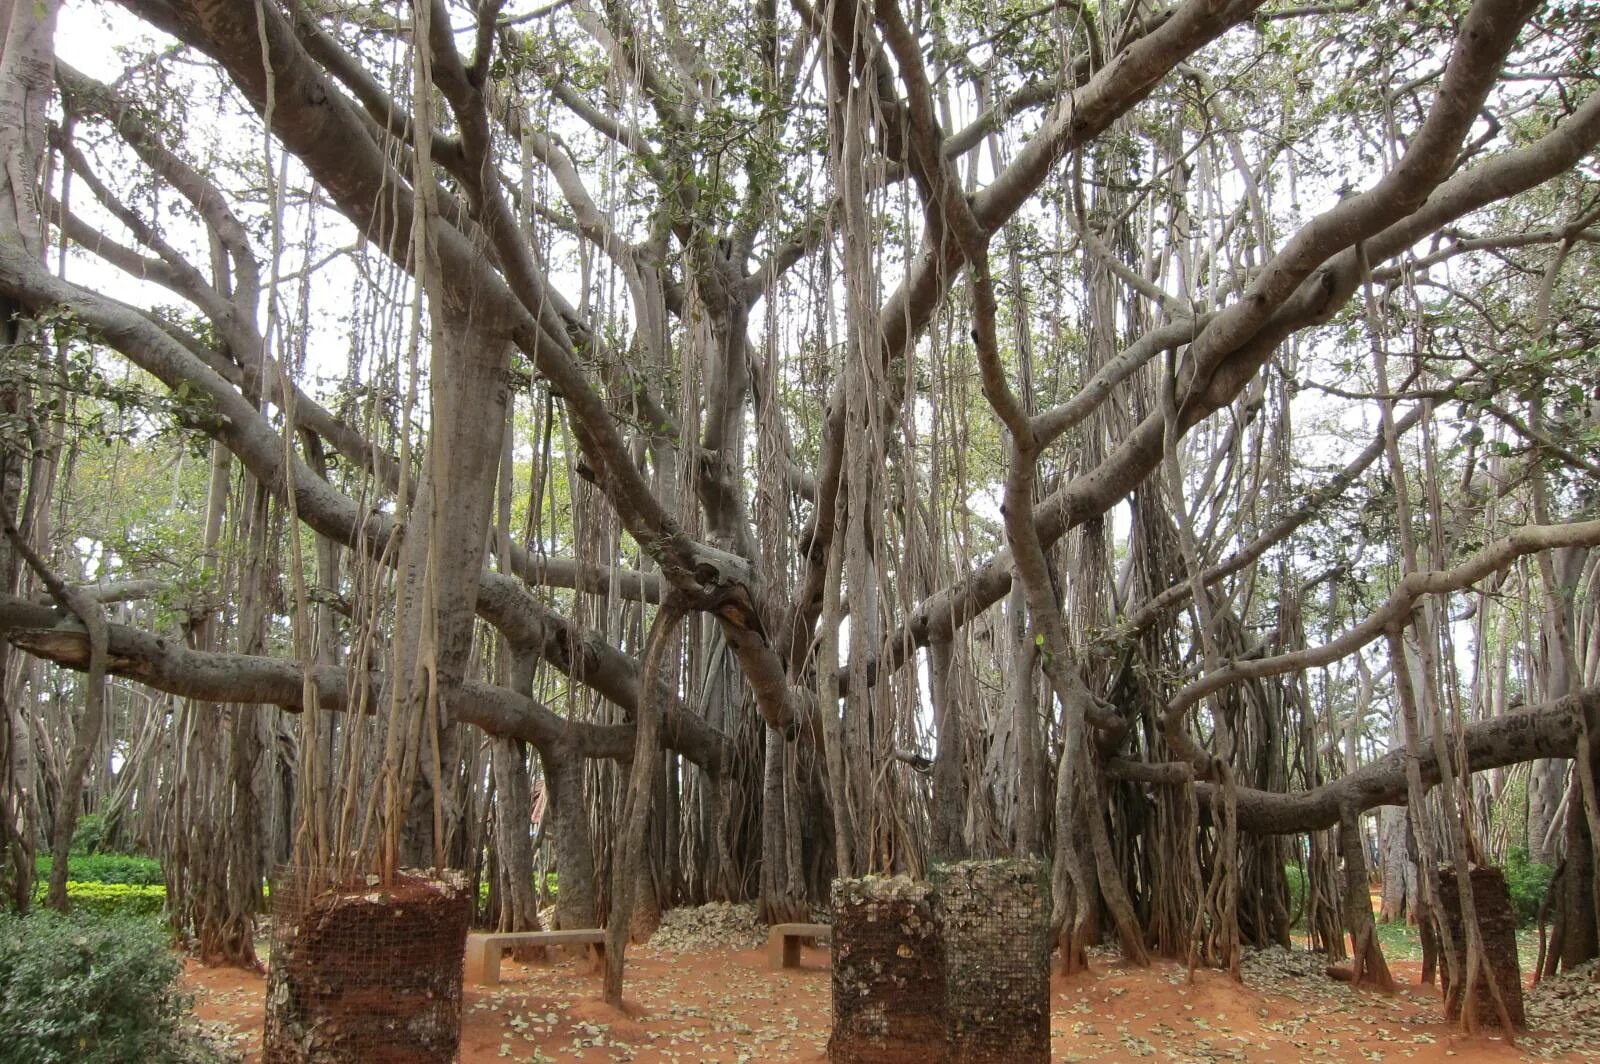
<box><xmin>496</xmin><ymin>550</ymin><xmax>664</xmax><ymax>604</ymax></box>
<box><xmin>1109</xmin><ymin>685</ymin><xmax>1596</xmax><ymax>835</ymax></box>
<box><xmin>47</xmin><ymin>580</ymin><xmax>173</xmax><ymax>606</ymax></box>
<box><xmin>0</xmin><ymin>596</ymin><xmax>732</xmax><ymax>775</ymax></box>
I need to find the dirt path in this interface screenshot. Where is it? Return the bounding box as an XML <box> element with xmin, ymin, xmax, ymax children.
<box><xmin>183</xmin><ymin>944</ymin><xmax>1591</xmax><ymax>1062</ymax></box>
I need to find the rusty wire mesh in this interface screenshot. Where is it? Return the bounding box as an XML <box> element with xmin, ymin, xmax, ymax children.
<box><xmin>1437</xmin><ymin>865</ymin><xmax>1526</xmax><ymax>1031</ymax></box>
<box><xmin>830</xmin><ymin>875</ymin><xmax>949</xmax><ymax>1064</ymax></box>
<box><xmin>263</xmin><ymin>867</ymin><xmax>471</xmax><ymax>1063</ymax></box>
<box><xmin>932</xmin><ymin>858</ymin><xmax>1051</xmax><ymax>1061</ymax></box>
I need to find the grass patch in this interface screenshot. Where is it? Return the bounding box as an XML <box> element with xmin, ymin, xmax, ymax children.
<box><xmin>1373</xmin><ymin>916</ymin><xmax>1544</xmax><ymax>973</ymax></box>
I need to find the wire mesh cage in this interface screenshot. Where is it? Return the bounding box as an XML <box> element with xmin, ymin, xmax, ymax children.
<box><xmin>830</xmin><ymin>875</ymin><xmax>949</xmax><ymax>1063</ymax></box>
<box><xmin>932</xmin><ymin>858</ymin><xmax>1051</xmax><ymax>1062</ymax></box>
<box><xmin>263</xmin><ymin>867</ymin><xmax>472</xmax><ymax>1063</ymax></box>
<box><xmin>1436</xmin><ymin>865</ymin><xmax>1526</xmax><ymax>1031</ymax></box>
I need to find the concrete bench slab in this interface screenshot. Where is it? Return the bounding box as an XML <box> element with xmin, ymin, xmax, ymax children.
<box><xmin>464</xmin><ymin>929</ymin><xmax>606</xmax><ymax>986</ymax></box>
<box><xmin>767</xmin><ymin>922</ymin><xmax>832</xmax><ymax>969</ymax></box>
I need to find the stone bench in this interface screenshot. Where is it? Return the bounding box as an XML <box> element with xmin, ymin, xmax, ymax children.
<box><xmin>463</xmin><ymin>929</ymin><xmax>606</xmax><ymax>986</ymax></box>
<box><xmin>767</xmin><ymin>922</ymin><xmax>831</xmax><ymax>969</ymax></box>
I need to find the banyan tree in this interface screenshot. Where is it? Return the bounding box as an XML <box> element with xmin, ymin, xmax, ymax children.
<box><xmin>0</xmin><ymin>0</ymin><xmax>1598</xmax><ymax>1024</ymax></box>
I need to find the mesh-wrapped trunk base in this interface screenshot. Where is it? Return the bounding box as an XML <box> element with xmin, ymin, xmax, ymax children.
<box><xmin>932</xmin><ymin>859</ymin><xmax>1050</xmax><ymax>1062</ymax></box>
<box><xmin>830</xmin><ymin>876</ymin><xmax>948</xmax><ymax>1063</ymax></box>
<box><xmin>1436</xmin><ymin>866</ymin><xmax>1526</xmax><ymax>1030</ymax></box>
<box><xmin>264</xmin><ymin>869</ymin><xmax>471</xmax><ymax>1063</ymax></box>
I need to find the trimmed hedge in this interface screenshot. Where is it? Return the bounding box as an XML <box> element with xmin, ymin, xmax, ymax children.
<box><xmin>31</xmin><ymin>881</ymin><xmax>167</xmax><ymax>918</ymax></box>
<box><xmin>0</xmin><ymin>910</ymin><xmax>220</xmax><ymax>1063</ymax></box>
<box><xmin>67</xmin><ymin>882</ymin><xmax>166</xmax><ymax>918</ymax></box>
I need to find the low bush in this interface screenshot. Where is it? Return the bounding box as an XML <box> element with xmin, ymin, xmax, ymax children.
<box><xmin>476</xmin><ymin>871</ymin><xmax>559</xmax><ymax>902</ymax></box>
<box><xmin>36</xmin><ymin>852</ymin><xmax>164</xmax><ymax>886</ymax></box>
<box><xmin>1503</xmin><ymin>847</ymin><xmax>1555</xmax><ymax>926</ymax></box>
<box><xmin>64</xmin><ymin>881</ymin><xmax>167</xmax><ymax>918</ymax></box>
<box><xmin>1284</xmin><ymin>864</ymin><xmax>1308</xmax><ymax>929</ymax></box>
<box><xmin>70</xmin><ymin>812</ymin><xmax>108</xmax><ymax>855</ymax></box>
<box><xmin>30</xmin><ymin>880</ymin><xmax>167</xmax><ymax>918</ymax></box>
<box><xmin>0</xmin><ymin>910</ymin><xmax>221</xmax><ymax>1063</ymax></box>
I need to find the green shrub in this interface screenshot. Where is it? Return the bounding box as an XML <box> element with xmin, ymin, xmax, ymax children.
<box><xmin>36</xmin><ymin>853</ymin><xmax>164</xmax><ymax>886</ymax></box>
<box><xmin>65</xmin><ymin>882</ymin><xmax>167</xmax><ymax>918</ymax></box>
<box><xmin>476</xmin><ymin>871</ymin><xmax>559</xmax><ymax>902</ymax></box>
<box><xmin>70</xmin><ymin>813</ymin><xmax>107</xmax><ymax>855</ymax></box>
<box><xmin>1283</xmin><ymin>864</ymin><xmax>1308</xmax><ymax>929</ymax></box>
<box><xmin>0</xmin><ymin>910</ymin><xmax>220</xmax><ymax>1063</ymax></box>
<box><xmin>1504</xmin><ymin>847</ymin><xmax>1555</xmax><ymax>926</ymax></box>
<box><xmin>30</xmin><ymin>881</ymin><xmax>167</xmax><ymax>918</ymax></box>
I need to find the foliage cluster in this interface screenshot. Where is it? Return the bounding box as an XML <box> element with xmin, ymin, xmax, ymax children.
<box><xmin>1284</xmin><ymin>864</ymin><xmax>1308</xmax><ymax>929</ymax></box>
<box><xmin>69</xmin><ymin>812</ymin><xmax>109</xmax><ymax>855</ymax></box>
<box><xmin>475</xmin><ymin>873</ymin><xmax>558</xmax><ymax>905</ymax></box>
<box><xmin>1503</xmin><ymin>848</ymin><xmax>1556</xmax><ymax>926</ymax></box>
<box><xmin>30</xmin><ymin>881</ymin><xmax>167</xmax><ymax>918</ymax></box>
<box><xmin>36</xmin><ymin>853</ymin><xmax>164</xmax><ymax>886</ymax></box>
<box><xmin>0</xmin><ymin>911</ymin><xmax>220</xmax><ymax>1063</ymax></box>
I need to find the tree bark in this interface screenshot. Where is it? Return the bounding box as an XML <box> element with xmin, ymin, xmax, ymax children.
<box><xmin>0</xmin><ymin>0</ymin><xmax>57</xmax><ymax>915</ymax></box>
<box><xmin>1339</xmin><ymin>803</ymin><xmax>1394</xmax><ymax>991</ymax></box>
<box><xmin>490</xmin><ymin>737</ymin><xmax>544</xmax><ymax>951</ymax></box>
<box><xmin>540</xmin><ymin>741</ymin><xmax>598</xmax><ymax>931</ymax></box>
<box><xmin>1007</xmin><ymin>582</ymin><xmax>1040</xmax><ymax>855</ymax></box>
<box><xmin>384</xmin><ymin>306</ymin><xmax>513</xmax><ymax>872</ymax></box>
<box><xmin>929</xmin><ymin>636</ymin><xmax>966</xmax><ymax>861</ymax></box>
<box><xmin>604</xmin><ymin>603</ymin><xmax>682</xmax><ymax>1006</ymax></box>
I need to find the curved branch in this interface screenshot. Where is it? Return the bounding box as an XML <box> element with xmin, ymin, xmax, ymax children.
<box><xmin>1165</xmin><ymin>519</ymin><xmax>1600</xmax><ymax>726</ymax></box>
<box><xmin>1110</xmin><ymin>686</ymin><xmax>1597</xmax><ymax>835</ymax></box>
<box><xmin>871</xmin><ymin>80</ymin><xmax>1600</xmax><ymax>686</ymax></box>
<box><xmin>0</xmin><ymin>594</ymin><xmax>733</xmax><ymax>774</ymax></box>
<box><xmin>1108</xmin><ymin>400</ymin><xmax>1428</xmax><ymax>643</ymax></box>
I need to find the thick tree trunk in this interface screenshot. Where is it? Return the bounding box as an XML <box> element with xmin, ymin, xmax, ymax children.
<box><xmin>387</xmin><ymin>308</ymin><xmax>512</xmax><ymax>870</ymax></box>
<box><xmin>1556</xmin><ymin>762</ymin><xmax>1599</xmax><ymax>969</ymax></box>
<box><xmin>540</xmin><ymin>742</ymin><xmax>597</xmax><ymax>930</ymax></box>
<box><xmin>490</xmin><ymin>737</ymin><xmax>543</xmax><ymax>952</ymax></box>
<box><xmin>759</xmin><ymin>724</ymin><xmax>808</xmax><ymax>922</ymax></box>
<box><xmin>817</xmin><ymin>534</ymin><xmax>854</xmax><ymax>878</ymax></box>
<box><xmin>0</xmin><ymin>296</ymin><xmax>32</xmax><ymax>912</ymax></box>
<box><xmin>1529</xmin><ymin>552</ymin><xmax>1581</xmax><ymax>864</ymax></box>
<box><xmin>1528</xmin><ymin>758</ymin><xmax>1567</xmax><ymax>865</ymax></box>
<box><xmin>0</xmin><ymin>0</ymin><xmax>57</xmax><ymax>915</ymax></box>
<box><xmin>1378</xmin><ymin>805</ymin><xmax>1411</xmax><ymax>922</ymax></box>
<box><xmin>1007</xmin><ymin>582</ymin><xmax>1040</xmax><ymax>855</ymax></box>
<box><xmin>1339</xmin><ymin>805</ymin><xmax>1394</xmax><ymax>991</ymax></box>
<box><xmin>929</xmin><ymin>637</ymin><xmax>966</xmax><ymax>861</ymax></box>
<box><xmin>0</xmin><ymin>318</ymin><xmax>32</xmax><ymax>912</ymax></box>
<box><xmin>1051</xmin><ymin>733</ymin><xmax>1096</xmax><ymax>974</ymax></box>
<box><xmin>604</xmin><ymin>605</ymin><xmax>680</xmax><ymax>1006</ymax></box>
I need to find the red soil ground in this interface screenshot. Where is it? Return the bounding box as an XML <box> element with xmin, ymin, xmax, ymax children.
<box><xmin>184</xmin><ymin>941</ymin><xmax>1588</xmax><ymax>1062</ymax></box>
